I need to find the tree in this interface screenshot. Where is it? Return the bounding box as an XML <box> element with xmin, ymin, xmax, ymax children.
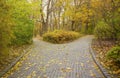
<box><xmin>32</xmin><ymin>0</ymin><xmax>119</xmax><ymax>36</ymax></box>
<box><xmin>0</xmin><ymin>0</ymin><xmax>13</xmax><ymax>56</ymax></box>
<box><xmin>92</xmin><ymin>0</ymin><xmax>120</xmax><ymax>40</ymax></box>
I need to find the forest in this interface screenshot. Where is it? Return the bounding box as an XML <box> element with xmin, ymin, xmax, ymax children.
<box><xmin>0</xmin><ymin>0</ymin><xmax>120</xmax><ymax>77</ymax></box>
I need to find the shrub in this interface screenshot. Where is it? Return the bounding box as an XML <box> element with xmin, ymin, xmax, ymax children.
<box><xmin>43</xmin><ymin>30</ymin><xmax>81</xmax><ymax>43</ymax></box>
<box><xmin>107</xmin><ymin>46</ymin><xmax>120</xmax><ymax>64</ymax></box>
<box><xmin>94</xmin><ymin>21</ymin><xmax>113</xmax><ymax>40</ymax></box>
<box><xmin>11</xmin><ymin>20</ymin><xmax>34</xmax><ymax>46</ymax></box>
<box><xmin>0</xmin><ymin>0</ymin><xmax>13</xmax><ymax>56</ymax></box>
<box><xmin>9</xmin><ymin>0</ymin><xmax>34</xmax><ymax>46</ymax></box>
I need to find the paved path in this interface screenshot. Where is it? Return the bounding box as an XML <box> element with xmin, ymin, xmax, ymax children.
<box><xmin>4</xmin><ymin>35</ymin><xmax>104</xmax><ymax>78</ymax></box>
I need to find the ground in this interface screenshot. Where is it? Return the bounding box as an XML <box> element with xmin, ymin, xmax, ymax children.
<box><xmin>2</xmin><ymin>35</ymin><xmax>105</xmax><ymax>78</ymax></box>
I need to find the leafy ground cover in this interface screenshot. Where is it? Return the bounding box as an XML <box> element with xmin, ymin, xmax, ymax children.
<box><xmin>0</xmin><ymin>45</ymin><xmax>30</xmax><ymax>73</ymax></box>
<box><xmin>92</xmin><ymin>40</ymin><xmax>120</xmax><ymax>77</ymax></box>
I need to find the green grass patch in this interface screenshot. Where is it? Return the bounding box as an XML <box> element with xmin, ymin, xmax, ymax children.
<box><xmin>43</xmin><ymin>30</ymin><xmax>81</xmax><ymax>44</ymax></box>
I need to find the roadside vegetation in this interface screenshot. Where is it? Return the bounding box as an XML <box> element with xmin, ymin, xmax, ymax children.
<box><xmin>0</xmin><ymin>0</ymin><xmax>34</xmax><ymax>73</ymax></box>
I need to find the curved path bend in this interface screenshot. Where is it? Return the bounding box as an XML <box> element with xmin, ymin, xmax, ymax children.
<box><xmin>4</xmin><ymin>35</ymin><xmax>105</xmax><ymax>78</ymax></box>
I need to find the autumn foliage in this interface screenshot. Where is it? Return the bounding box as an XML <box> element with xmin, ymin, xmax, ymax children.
<box><xmin>0</xmin><ymin>0</ymin><xmax>13</xmax><ymax>56</ymax></box>
<box><xmin>43</xmin><ymin>30</ymin><xmax>80</xmax><ymax>43</ymax></box>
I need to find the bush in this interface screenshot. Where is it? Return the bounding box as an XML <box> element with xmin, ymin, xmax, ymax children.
<box><xmin>0</xmin><ymin>0</ymin><xmax>13</xmax><ymax>56</ymax></box>
<box><xmin>43</xmin><ymin>30</ymin><xmax>81</xmax><ymax>43</ymax></box>
<box><xmin>94</xmin><ymin>21</ymin><xmax>113</xmax><ymax>40</ymax></box>
<box><xmin>9</xmin><ymin>0</ymin><xmax>34</xmax><ymax>46</ymax></box>
<box><xmin>11</xmin><ymin>21</ymin><xmax>34</xmax><ymax>46</ymax></box>
<box><xmin>107</xmin><ymin>46</ymin><xmax>120</xmax><ymax>64</ymax></box>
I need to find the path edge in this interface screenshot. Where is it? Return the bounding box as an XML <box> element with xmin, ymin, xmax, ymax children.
<box><xmin>0</xmin><ymin>45</ymin><xmax>33</xmax><ymax>77</ymax></box>
<box><xmin>89</xmin><ymin>40</ymin><xmax>112</xmax><ymax>78</ymax></box>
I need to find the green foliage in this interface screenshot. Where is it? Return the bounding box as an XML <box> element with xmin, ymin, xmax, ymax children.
<box><xmin>0</xmin><ymin>0</ymin><xmax>13</xmax><ymax>55</ymax></box>
<box><xmin>107</xmin><ymin>46</ymin><xmax>120</xmax><ymax>64</ymax></box>
<box><xmin>11</xmin><ymin>20</ymin><xmax>34</xmax><ymax>45</ymax></box>
<box><xmin>8</xmin><ymin>0</ymin><xmax>34</xmax><ymax>45</ymax></box>
<box><xmin>94</xmin><ymin>21</ymin><xmax>113</xmax><ymax>40</ymax></box>
<box><xmin>43</xmin><ymin>30</ymin><xmax>80</xmax><ymax>43</ymax></box>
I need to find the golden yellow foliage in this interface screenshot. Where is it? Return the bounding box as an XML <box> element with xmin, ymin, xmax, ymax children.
<box><xmin>43</xmin><ymin>30</ymin><xmax>81</xmax><ymax>43</ymax></box>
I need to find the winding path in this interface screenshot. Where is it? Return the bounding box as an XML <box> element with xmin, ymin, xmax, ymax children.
<box><xmin>4</xmin><ymin>35</ymin><xmax>105</xmax><ymax>78</ymax></box>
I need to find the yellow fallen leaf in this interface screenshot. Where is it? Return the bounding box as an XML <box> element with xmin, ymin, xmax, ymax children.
<box><xmin>27</xmin><ymin>75</ymin><xmax>32</xmax><ymax>78</ymax></box>
<box><xmin>59</xmin><ymin>62</ymin><xmax>62</xmax><ymax>65</ymax></box>
<box><xmin>81</xmin><ymin>63</ymin><xmax>84</xmax><ymax>67</ymax></box>
<box><xmin>90</xmin><ymin>70</ymin><xmax>96</xmax><ymax>77</ymax></box>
